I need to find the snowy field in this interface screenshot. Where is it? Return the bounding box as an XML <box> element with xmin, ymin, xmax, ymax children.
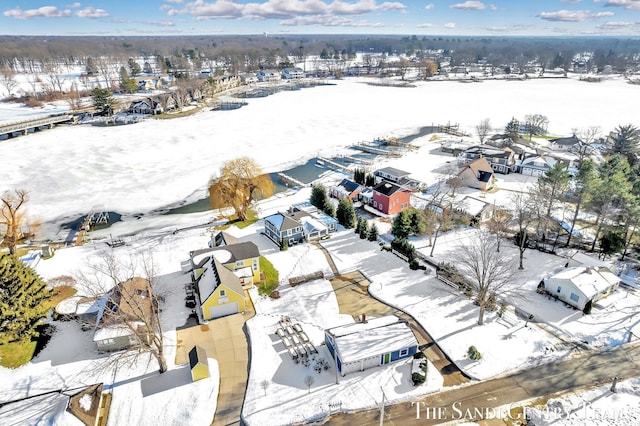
<box><xmin>2</xmin><ymin>77</ymin><xmax>640</xmax><ymax>240</ymax></box>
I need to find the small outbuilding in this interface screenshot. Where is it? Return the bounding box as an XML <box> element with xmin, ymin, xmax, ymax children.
<box><xmin>324</xmin><ymin>315</ymin><xmax>418</xmax><ymax>376</ymax></box>
<box><xmin>189</xmin><ymin>346</ymin><xmax>210</xmax><ymax>381</ymax></box>
<box><xmin>542</xmin><ymin>266</ymin><xmax>620</xmax><ymax>311</ymax></box>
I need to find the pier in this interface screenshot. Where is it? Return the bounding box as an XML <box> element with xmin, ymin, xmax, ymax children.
<box><xmin>277</xmin><ymin>173</ymin><xmax>306</xmax><ymax>188</ymax></box>
<box><xmin>376</xmin><ymin>137</ymin><xmax>418</xmax><ymax>150</ymax></box>
<box><xmin>316</xmin><ymin>156</ymin><xmax>353</xmax><ymax>173</ymax></box>
<box><xmin>0</xmin><ymin>114</ymin><xmax>75</xmax><ymax>139</ymax></box>
<box><xmin>352</xmin><ymin>142</ymin><xmax>402</xmax><ymax>157</ymax></box>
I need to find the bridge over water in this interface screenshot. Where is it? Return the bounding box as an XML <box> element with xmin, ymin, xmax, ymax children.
<box><xmin>0</xmin><ymin>114</ymin><xmax>76</xmax><ymax>138</ymax></box>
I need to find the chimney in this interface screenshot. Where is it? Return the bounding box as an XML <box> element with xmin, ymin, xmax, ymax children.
<box><xmin>362</xmin><ymin>313</ymin><xmax>367</xmax><ymax>323</ymax></box>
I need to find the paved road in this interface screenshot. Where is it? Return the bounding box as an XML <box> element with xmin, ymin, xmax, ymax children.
<box><xmin>175</xmin><ymin>290</ymin><xmax>256</xmax><ymax>426</ymax></box>
<box><xmin>325</xmin><ymin>342</ymin><xmax>640</xmax><ymax>425</ymax></box>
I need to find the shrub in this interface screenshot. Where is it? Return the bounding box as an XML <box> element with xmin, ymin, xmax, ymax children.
<box><xmin>280</xmin><ymin>238</ymin><xmax>288</xmax><ymax>251</ymax></box>
<box><xmin>412</xmin><ymin>372</ymin><xmax>426</xmax><ymax>386</ymax></box>
<box><xmin>391</xmin><ymin>237</ymin><xmax>416</xmax><ymax>261</ymax></box>
<box><xmin>467</xmin><ymin>345</ymin><xmax>482</xmax><ymax>361</ymax></box>
<box><xmin>498</xmin><ymin>303</ymin><xmax>507</xmax><ymax>318</ymax></box>
<box><xmin>413</xmin><ymin>351</ymin><xmax>427</xmax><ymax>359</ymax></box>
<box><xmin>409</xmin><ymin>259</ymin><xmax>419</xmax><ymax>270</ymax></box>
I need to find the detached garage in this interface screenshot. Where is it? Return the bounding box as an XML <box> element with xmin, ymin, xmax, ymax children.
<box><xmin>324</xmin><ymin>315</ymin><xmax>418</xmax><ymax>376</ymax></box>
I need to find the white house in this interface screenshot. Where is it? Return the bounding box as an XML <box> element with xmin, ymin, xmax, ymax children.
<box><xmin>281</xmin><ymin>67</ymin><xmax>305</xmax><ymax>79</ymax></box>
<box><xmin>542</xmin><ymin>266</ymin><xmax>620</xmax><ymax>311</ymax></box>
<box><xmin>324</xmin><ymin>315</ymin><xmax>418</xmax><ymax>376</ymax></box>
<box><xmin>256</xmin><ymin>69</ymin><xmax>281</xmax><ymax>82</ymax></box>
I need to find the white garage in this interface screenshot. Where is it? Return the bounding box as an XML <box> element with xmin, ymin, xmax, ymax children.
<box><xmin>209</xmin><ymin>302</ymin><xmax>239</xmax><ymax>319</ymax></box>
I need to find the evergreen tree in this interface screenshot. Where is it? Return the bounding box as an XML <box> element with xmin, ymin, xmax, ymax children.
<box><xmin>91</xmin><ymin>87</ymin><xmax>115</xmax><ymax>116</ymax></box>
<box><xmin>392</xmin><ymin>210</ymin><xmax>412</xmax><ymax>239</ymax></box>
<box><xmin>323</xmin><ymin>202</ymin><xmax>335</xmax><ymax>217</ymax></box>
<box><xmin>0</xmin><ymin>253</ymin><xmax>51</xmax><ymax>343</ymax></box>
<box><xmin>336</xmin><ymin>198</ymin><xmax>356</xmax><ymax>228</ymax></box>
<box><xmin>310</xmin><ymin>185</ymin><xmax>329</xmax><ymax>211</ymax></box>
<box><xmin>368</xmin><ymin>223</ymin><xmax>379</xmax><ymax>241</ymax></box>
<box><xmin>365</xmin><ymin>174</ymin><xmax>376</xmax><ymax>187</ymax></box>
<box><xmin>505</xmin><ymin>117</ymin><xmax>520</xmax><ymax>144</ymax></box>
<box><xmin>280</xmin><ymin>237</ymin><xmax>288</xmax><ymax>251</ymax></box>
<box><xmin>353</xmin><ymin>169</ymin><xmax>365</xmax><ymax>185</ymax></box>
<box><xmin>408</xmin><ymin>208</ymin><xmax>425</xmax><ymax>235</ymax></box>
<box><xmin>119</xmin><ymin>66</ymin><xmax>137</xmax><ymax>93</ymax></box>
<box><xmin>128</xmin><ymin>58</ymin><xmax>142</xmax><ymax>76</ymax></box>
<box><xmin>610</xmin><ymin>124</ymin><xmax>640</xmax><ymax>166</ymax></box>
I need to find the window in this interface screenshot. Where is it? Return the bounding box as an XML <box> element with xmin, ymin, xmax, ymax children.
<box><xmin>219</xmin><ymin>289</ymin><xmax>226</xmax><ymax>297</ymax></box>
<box><xmin>570</xmin><ymin>293</ymin><xmax>579</xmax><ymax>302</ymax></box>
<box><xmin>373</xmin><ymin>201</ymin><xmax>378</xmax><ymax>208</ymax></box>
<box><xmin>557</xmin><ymin>286</ymin><xmax>562</xmax><ymax>293</ymax></box>
<box><xmin>236</xmin><ymin>261</ymin><xmax>244</xmax><ymax>267</ymax></box>
<box><xmin>399</xmin><ymin>348</ymin><xmax>409</xmax><ymax>357</ymax></box>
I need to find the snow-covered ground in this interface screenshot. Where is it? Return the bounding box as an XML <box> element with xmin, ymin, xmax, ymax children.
<box><xmin>2</xmin><ymin>76</ymin><xmax>640</xmax><ymax>424</ymax></box>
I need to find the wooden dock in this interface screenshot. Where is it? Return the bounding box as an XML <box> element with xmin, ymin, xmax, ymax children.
<box><xmin>352</xmin><ymin>142</ymin><xmax>402</xmax><ymax>157</ymax></box>
<box><xmin>277</xmin><ymin>173</ymin><xmax>306</xmax><ymax>187</ymax></box>
<box><xmin>377</xmin><ymin>137</ymin><xmax>418</xmax><ymax>150</ymax></box>
<box><xmin>316</xmin><ymin>156</ymin><xmax>352</xmax><ymax>173</ymax></box>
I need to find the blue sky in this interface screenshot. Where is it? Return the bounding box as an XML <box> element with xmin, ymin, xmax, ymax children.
<box><xmin>2</xmin><ymin>1</ymin><xmax>640</xmax><ymax>36</ymax></box>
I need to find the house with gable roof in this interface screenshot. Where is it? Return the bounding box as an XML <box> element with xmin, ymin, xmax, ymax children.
<box><xmin>457</xmin><ymin>157</ymin><xmax>497</xmax><ymax>191</ymax></box>
<box><xmin>264</xmin><ymin>203</ymin><xmax>337</xmax><ymax>247</ymax></box>
<box><xmin>192</xmin><ymin>255</ymin><xmax>246</xmax><ymax>321</ymax></box>
<box><xmin>329</xmin><ymin>178</ymin><xmax>363</xmax><ymax>200</ymax></box>
<box><xmin>190</xmin><ymin>241</ymin><xmax>261</xmax><ymax>288</ymax></box>
<box><xmin>541</xmin><ymin>266</ymin><xmax>619</xmax><ymax>311</ymax></box>
<box><xmin>459</xmin><ymin>144</ymin><xmax>516</xmax><ymax>174</ymax></box>
<box><xmin>324</xmin><ymin>315</ymin><xmax>418</xmax><ymax>376</ymax></box>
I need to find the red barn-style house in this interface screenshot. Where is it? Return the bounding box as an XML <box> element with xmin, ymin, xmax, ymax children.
<box><xmin>372</xmin><ymin>181</ymin><xmax>411</xmax><ymax>215</ymax></box>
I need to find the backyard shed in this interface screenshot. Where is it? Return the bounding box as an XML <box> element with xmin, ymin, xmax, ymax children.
<box><xmin>189</xmin><ymin>346</ymin><xmax>210</xmax><ymax>381</ymax></box>
<box><xmin>324</xmin><ymin>315</ymin><xmax>418</xmax><ymax>376</ymax></box>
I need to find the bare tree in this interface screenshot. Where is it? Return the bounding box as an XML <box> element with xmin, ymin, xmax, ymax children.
<box><xmin>78</xmin><ymin>251</ymin><xmax>168</xmax><ymax>373</ymax></box>
<box><xmin>485</xmin><ymin>207</ymin><xmax>511</xmax><ymax>252</ymax></box>
<box><xmin>510</xmin><ymin>190</ymin><xmax>533</xmax><ymax>270</ymax></box>
<box><xmin>1</xmin><ymin>190</ymin><xmax>39</xmax><ymax>255</ymax></box>
<box><xmin>0</xmin><ymin>66</ymin><xmax>18</xmax><ymax>97</ymax></box>
<box><xmin>304</xmin><ymin>375</ymin><xmax>314</xmax><ymax>394</ymax></box>
<box><xmin>523</xmin><ymin>114</ymin><xmax>549</xmax><ymax>140</ymax></box>
<box><xmin>260</xmin><ymin>379</ymin><xmax>270</xmax><ymax>396</ymax></box>
<box><xmin>475</xmin><ymin>118</ymin><xmax>491</xmax><ymax>143</ymax></box>
<box><xmin>455</xmin><ymin>231</ymin><xmax>517</xmax><ymax>325</ymax></box>
<box><xmin>574</xmin><ymin>126</ymin><xmax>601</xmax><ymax>164</ymax></box>
<box><xmin>397</xmin><ymin>57</ymin><xmax>411</xmax><ymax>80</ymax></box>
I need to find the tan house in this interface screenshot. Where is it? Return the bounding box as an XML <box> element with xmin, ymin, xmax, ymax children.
<box><xmin>457</xmin><ymin>157</ymin><xmax>496</xmax><ymax>191</ymax></box>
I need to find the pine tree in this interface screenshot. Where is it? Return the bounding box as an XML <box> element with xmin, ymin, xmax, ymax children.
<box><xmin>280</xmin><ymin>237</ymin><xmax>288</xmax><ymax>251</ymax></box>
<box><xmin>336</xmin><ymin>199</ymin><xmax>356</xmax><ymax>228</ymax></box>
<box><xmin>0</xmin><ymin>253</ymin><xmax>51</xmax><ymax>343</ymax></box>
<box><xmin>310</xmin><ymin>185</ymin><xmax>328</xmax><ymax>210</ymax></box>
<box><xmin>359</xmin><ymin>220</ymin><xmax>369</xmax><ymax>239</ymax></box>
<box><xmin>91</xmin><ymin>87</ymin><xmax>115</xmax><ymax>116</ymax></box>
<box><xmin>368</xmin><ymin>223</ymin><xmax>379</xmax><ymax>241</ymax></box>
<box><xmin>392</xmin><ymin>210</ymin><xmax>412</xmax><ymax>239</ymax></box>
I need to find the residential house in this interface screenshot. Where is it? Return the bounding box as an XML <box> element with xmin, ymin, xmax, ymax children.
<box><xmin>457</xmin><ymin>196</ymin><xmax>495</xmax><ymax>224</ymax></box>
<box><xmin>460</xmin><ymin>145</ymin><xmax>516</xmax><ymax>174</ymax></box>
<box><xmin>542</xmin><ymin>266</ymin><xmax>620</xmax><ymax>311</ymax></box>
<box><xmin>372</xmin><ymin>181</ymin><xmax>411</xmax><ymax>215</ymax></box>
<box><xmin>441</xmin><ymin>140</ymin><xmax>475</xmax><ymax>156</ymax></box>
<box><xmin>128</xmin><ymin>98</ymin><xmax>162</xmax><ymax>115</ymax></box>
<box><xmin>457</xmin><ymin>157</ymin><xmax>497</xmax><ymax>191</ymax></box>
<box><xmin>567</xmin><ymin>252</ymin><xmax>614</xmax><ymax>272</ymax></box>
<box><xmin>518</xmin><ymin>155</ymin><xmax>557</xmax><ymax>177</ymax></box>
<box><xmin>93</xmin><ymin>277</ymin><xmax>155</xmax><ymax>352</ymax></box>
<box><xmin>193</xmin><ymin>255</ymin><xmax>246</xmax><ymax>321</ymax></box>
<box><xmin>135</xmin><ymin>77</ymin><xmax>158</xmax><ymax>91</ymax></box>
<box><xmin>191</xmin><ymin>241</ymin><xmax>261</xmax><ymax>288</ymax></box>
<box><xmin>373</xmin><ymin>167</ymin><xmax>411</xmax><ymax>184</ymax></box>
<box><xmin>264</xmin><ymin>212</ymin><xmax>306</xmax><ymax>247</ymax></box>
<box><xmin>330</xmin><ymin>179</ymin><xmax>363</xmax><ymax>200</ymax></box>
<box><xmin>239</xmin><ymin>73</ymin><xmax>259</xmax><ymax>84</ymax></box>
<box><xmin>209</xmin><ymin>230</ymin><xmax>239</xmax><ymax>248</ymax></box>
<box><xmin>281</xmin><ymin>67</ymin><xmax>305</xmax><ymax>79</ymax></box>
<box><xmin>256</xmin><ymin>69</ymin><xmax>281</xmax><ymax>82</ymax></box>
<box><xmin>549</xmin><ymin>135</ymin><xmax>583</xmax><ymax>152</ymax></box>
<box><xmin>264</xmin><ymin>203</ymin><xmax>338</xmax><ymax>246</ymax></box>
<box><xmin>324</xmin><ymin>315</ymin><xmax>418</xmax><ymax>376</ymax></box>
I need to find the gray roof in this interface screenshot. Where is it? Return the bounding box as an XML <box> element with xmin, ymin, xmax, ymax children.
<box><xmin>265</xmin><ymin>212</ymin><xmax>302</xmax><ymax>231</ymax></box>
<box><xmin>191</xmin><ymin>241</ymin><xmax>260</xmax><ymax>264</ymax></box>
<box><xmin>375</xmin><ymin>167</ymin><xmax>411</xmax><ymax>178</ymax></box>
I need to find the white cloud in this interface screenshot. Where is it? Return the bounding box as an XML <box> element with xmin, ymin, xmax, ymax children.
<box><xmin>424</xmin><ymin>3</ymin><xmax>434</xmax><ymax>10</ymax></box>
<box><xmin>490</xmin><ymin>4</ymin><xmax>496</xmax><ymax>11</ymax></box>
<box><xmin>280</xmin><ymin>15</ymin><xmax>384</xmax><ymax>26</ymax></box>
<box><xmin>444</xmin><ymin>22</ymin><xmax>456</xmax><ymax>28</ymax></box>
<box><xmin>168</xmin><ymin>0</ymin><xmax>405</xmax><ymax>21</ymax></box>
<box><xmin>4</xmin><ymin>6</ymin><xmax>72</xmax><ymax>19</ymax></box>
<box><xmin>537</xmin><ymin>9</ymin><xmax>614</xmax><ymax>22</ymax></box>
<box><xmin>598</xmin><ymin>0</ymin><xmax>640</xmax><ymax>10</ymax></box>
<box><xmin>165</xmin><ymin>0</ymin><xmax>184</xmax><ymax>3</ymax></box>
<box><xmin>450</xmin><ymin>1</ymin><xmax>486</xmax><ymax>10</ymax></box>
<box><xmin>561</xmin><ymin>0</ymin><xmax>583</xmax><ymax>3</ymax></box>
<box><xmin>67</xmin><ymin>2</ymin><xmax>82</xmax><ymax>7</ymax></box>
<box><xmin>76</xmin><ymin>6</ymin><xmax>109</xmax><ymax>18</ymax></box>
<box><xmin>596</xmin><ymin>20</ymin><xmax>637</xmax><ymax>30</ymax></box>
<box><xmin>144</xmin><ymin>20</ymin><xmax>176</xmax><ymax>27</ymax></box>
<box><xmin>416</xmin><ymin>22</ymin><xmax>432</xmax><ymax>27</ymax></box>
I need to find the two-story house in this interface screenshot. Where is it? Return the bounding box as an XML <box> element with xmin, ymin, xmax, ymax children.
<box><xmin>372</xmin><ymin>181</ymin><xmax>411</xmax><ymax>215</ymax></box>
<box><xmin>459</xmin><ymin>145</ymin><xmax>516</xmax><ymax>174</ymax></box>
<box><xmin>256</xmin><ymin>69</ymin><xmax>281</xmax><ymax>82</ymax></box>
<box><xmin>192</xmin><ymin>255</ymin><xmax>246</xmax><ymax>321</ymax></box>
<box><xmin>457</xmin><ymin>157</ymin><xmax>497</xmax><ymax>191</ymax></box>
<box><xmin>264</xmin><ymin>203</ymin><xmax>338</xmax><ymax>247</ymax></box>
<box><xmin>191</xmin><ymin>241</ymin><xmax>261</xmax><ymax>288</ymax></box>
<box><xmin>281</xmin><ymin>67</ymin><xmax>305</xmax><ymax>79</ymax></box>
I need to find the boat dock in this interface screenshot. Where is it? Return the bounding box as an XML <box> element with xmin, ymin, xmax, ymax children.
<box><xmin>352</xmin><ymin>142</ymin><xmax>402</xmax><ymax>157</ymax></box>
<box><xmin>316</xmin><ymin>156</ymin><xmax>352</xmax><ymax>173</ymax></box>
<box><xmin>277</xmin><ymin>173</ymin><xmax>306</xmax><ymax>187</ymax></box>
<box><xmin>0</xmin><ymin>114</ymin><xmax>75</xmax><ymax>139</ymax></box>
